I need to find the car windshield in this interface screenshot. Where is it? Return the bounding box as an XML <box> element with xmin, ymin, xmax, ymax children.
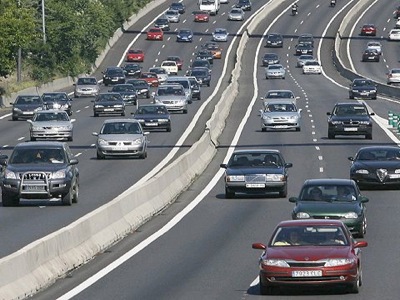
<box><xmin>43</xmin><ymin>94</ymin><xmax>68</xmax><ymax>103</ymax></box>
<box><xmin>229</xmin><ymin>153</ymin><xmax>282</xmax><ymax>167</ymax></box>
<box><xmin>101</xmin><ymin>122</ymin><xmax>141</xmax><ymax>134</ymax></box>
<box><xmin>157</xmin><ymin>87</ymin><xmax>184</xmax><ymax>96</ymax></box>
<box><xmin>96</xmin><ymin>94</ymin><xmax>121</xmax><ymax>102</ymax></box>
<box><xmin>15</xmin><ymin>96</ymin><xmax>41</xmax><ymax>104</ymax></box>
<box><xmin>112</xmin><ymin>85</ymin><xmax>135</xmax><ymax>92</ymax></box>
<box><xmin>266</xmin><ymin>91</ymin><xmax>294</xmax><ymax>98</ymax></box>
<box><xmin>34</xmin><ymin>112</ymin><xmax>69</xmax><ymax>122</ymax></box>
<box><xmin>9</xmin><ymin>148</ymin><xmax>65</xmax><ymax>164</ymax></box>
<box><xmin>136</xmin><ymin>106</ymin><xmax>168</xmax><ymax>115</ymax></box>
<box><xmin>191</xmin><ymin>70</ymin><xmax>207</xmax><ymax>76</ymax></box>
<box><xmin>357</xmin><ymin>149</ymin><xmax>400</xmax><ymax>161</ymax></box>
<box><xmin>268</xmin><ymin>65</ymin><xmax>282</xmax><ymax>70</ymax></box>
<box><xmin>167</xmin><ymin>80</ymin><xmax>189</xmax><ymax>89</ymax></box>
<box><xmin>333</xmin><ymin>105</ymin><xmax>367</xmax><ymax>116</ymax></box>
<box><xmin>266</xmin><ymin>103</ymin><xmax>296</xmax><ymax>112</ymax></box>
<box><xmin>215</xmin><ymin>29</ymin><xmax>226</xmax><ymax>34</ymax></box>
<box><xmin>353</xmin><ymin>80</ymin><xmax>373</xmax><ymax>87</ymax></box>
<box><xmin>299</xmin><ymin>184</ymin><xmax>357</xmax><ymax>202</ymax></box>
<box><xmin>270</xmin><ymin>226</ymin><xmax>349</xmax><ymax>247</ymax></box>
<box><xmin>77</xmin><ymin>78</ymin><xmax>97</xmax><ymax>85</ymax></box>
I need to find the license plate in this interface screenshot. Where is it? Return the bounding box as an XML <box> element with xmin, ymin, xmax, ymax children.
<box><xmin>111</xmin><ymin>79</ymin><xmax>118</xmax><ymax>81</ymax></box>
<box><xmin>104</xmin><ymin>108</ymin><xmax>115</xmax><ymax>112</ymax></box>
<box><xmin>344</xmin><ymin>127</ymin><xmax>358</xmax><ymax>131</ymax></box>
<box><xmin>112</xmin><ymin>146</ymin><xmax>128</xmax><ymax>151</ymax></box>
<box><xmin>246</xmin><ymin>183</ymin><xmax>265</xmax><ymax>188</ymax></box>
<box><xmin>275</xmin><ymin>125</ymin><xmax>288</xmax><ymax>128</ymax></box>
<box><xmin>145</xmin><ymin>122</ymin><xmax>158</xmax><ymax>126</ymax></box>
<box><xmin>25</xmin><ymin>186</ymin><xmax>45</xmax><ymax>190</ymax></box>
<box><xmin>292</xmin><ymin>270</ymin><xmax>322</xmax><ymax>277</ymax></box>
<box><xmin>22</xmin><ymin>112</ymin><xmax>33</xmax><ymax>115</ymax></box>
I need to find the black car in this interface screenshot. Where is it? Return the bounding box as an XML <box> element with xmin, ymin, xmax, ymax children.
<box><xmin>186</xmin><ymin>76</ymin><xmax>201</xmax><ymax>100</ymax></box>
<box><xmin>327</xmin><ymin>102</ymin><xmax>374</xmax><ymax>139</ymax></box>
<box><xmin>220</xmin><ymin>149</ymin><xmax>293</xmax><ymax>198</ymax></box>
<box><xmin>349</xmin><ymin>78</ymin><xmax>377</xmax><ymax>99</ymax></box>
<box><xmin>154</xmin><ymin>17</ymin><xmax>170</xmax><ymax>31</ymax></box>
<box><xmin>190</xmin><ymin>59</ymin><xmax>212</xmax><ymax>71</ymax></box>
<box><xmin>297</xmin><ymin>33</ymin><xmax>314</xmax><ymax>46</ymax></box>
<box><xmin>169</xmin><ymin>2</ymin><xmax>185</xmax><ymax>13</ymax></box>
<box><xmin>109</xmin><ymin>84</ymin><xmax>138</xmax><ymax>105</ymax></box>
<box><xmin>11</xmin><ymin>95</ymin><xmax>44</xmax><ymax>121</ymax></box>
<box><xmin>235</xmin><ymin>0</ymin><xmax>252</xmax><ymax>11</ymax></box>
<box><xmin>187</xmin><ymin>67</ymin><xmax>211</xmax><ymax>87</ymax></box>
<box><xmin>41</xmin><ymin>92</ymin><xmax>73</xmax><ymax>116</ymax></box>
<box><xmin>132</xmin><ymin>104</ymin><xmax>171</xmax><ymax>132</ymax></box>
<box><xmin>265</xmin><ymin>33</ymin><xmax>283</xmax><ymax>48</ymax></box>
<box><xmin>295</xmin><ymin>43</ymin><xmax>313</xmax><ymax>56</ymax></box>
<box><xmin>176</xmin><ymin>29</ymin><xmax>193</xmax><ymax>42</ymax></box>
<box><xmin>0</xmin><ymin>141</ymin><xmax>79</xmax><ymax>206</ymax></box>
<box><xmin>349</xmin><ymin>146</ymin><xmax>400</xmax><ymax>189</ymax></box>
<box><xmin>126</xmin><ymin>79</ymin><xmax>150</xmax><ymax>98</ymax></box>
<box><xmin>123</xmin><ymin>63</ymin><xmax>142</xmax><ymax>77</ymax></box>
<box><xmin>361</xmin><ymin>49</ymin><xmax>380</xmax><ymax>62</ymax></box>
<box><xmin>102</xmin><ymin>67</ymin><xmax>126</xmax><ymax>86</ymax></box>
<box><xmin>196</xmin><ymin>49</ymin><xmax>214</xmax><ymax>65</ymax></box>
<box><xmin>92</xmin><ymin>93</ymin><xmax>126</xmax><ymax>117</ymax></box>
<box><xmin>289</xmin><ymin>178</ymin><xmax>368</xmax><ymax>238</ymax></box>
<box><xmin>262</xmin><ymin>53</ymin><xmax>279</xmax><ymax>66</ymax></box>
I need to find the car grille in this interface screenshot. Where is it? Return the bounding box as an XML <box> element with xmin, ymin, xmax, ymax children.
<box><xmin>19</xmin><ymin>172</ymin><xmax>52</xmax><ymax>180</ymax></box>
<box><xmin>343</xmin><ymin>120</ymin><xmax>360</xmax><ymax>125</ymax></box>
<box><xmin>287</xmin><ymin>261</ymin><xmax>326</xmax><ymax>267</ymax></box>
<box><xmin>313</xmin><ymin>215</ymin><xmax>341</xmax><ymax>220</ymax></box>
<box><xmin>245</xmin><ymin>174</ymin><xmax>266</xmax><ymax>183</ymax></box>
<box><xmin>108</xmin><ymin>141</ymin><xmax>133</xmax><ymax>146</ymax></box>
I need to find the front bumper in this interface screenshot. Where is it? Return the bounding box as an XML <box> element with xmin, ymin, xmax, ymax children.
<box><xmin>97</xmin><ymin>144</ymin><xmax>146</xmax><ymax>157</ymax></box>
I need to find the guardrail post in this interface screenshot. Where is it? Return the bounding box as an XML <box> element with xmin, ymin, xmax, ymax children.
<box><xmin>393</xmin><ymin>114</ymin><xmax>398</xmax><ymax>129</ymax></box>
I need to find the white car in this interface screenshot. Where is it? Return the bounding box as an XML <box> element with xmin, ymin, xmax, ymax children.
<box><xmin>396</xmin><ymin>18</ymin><xmax>400</xmax><ymax>28</ymax></box>
<box><xmin>388</xmin><ymin>29</ymin><xmax>400</xmax><ymax>41</ymax></box>
<box><xmin>303</xmin><ymin>60</ymin><xmax>322</xmax><ymax>74</ymax></box>
<box><xmin>160</xmin><ymin>60</ymin><xmax>178</xmax><ymax>75</ymax></box>
<box><xmin>387</xmin><ymin>68</ymin><xmax>400</xmax><ymax>85</ymax></box>
<box><xmin>366</xmin><ymin>41</ymin><xmax>382</xmax><ymax>55</ymax></box>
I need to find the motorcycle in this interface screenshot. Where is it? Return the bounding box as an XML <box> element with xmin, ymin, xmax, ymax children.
<box><xmin>330</xmin><ymin>0</ymin><xmax>336</xmax><ymax>7</ymax></box>
<box><xmin>291</xmin><ymin>7</ymin><xmax>298</xmax><ymax>15</ymax></box>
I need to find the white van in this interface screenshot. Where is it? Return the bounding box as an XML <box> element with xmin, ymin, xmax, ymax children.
<box><xmin>199</xmin><ymin>0</ymin><xmax>220</xmax><ymax>15</ymax></box>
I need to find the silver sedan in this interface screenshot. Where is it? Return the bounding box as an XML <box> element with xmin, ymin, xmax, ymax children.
<box><xmin>92</xmin><ymin>119</ymin><xmax>149</xmax><ymax>159</ymax></box>
<box><xmin>212</xmin><ymin>28</ymin><xmax>229</xmax><ymax>42</ymax></box>
<box><xmin>259</xmin><ymin>100</ymin><xmax>302</xmax><ymax>132</ymax></box>
<box><xmin>28</xmin><ymin>110</ymin><xmax>73</xmax><ymax>141</ymax></box>
<box><xmin>265</xmin><ymin>64</ymin><xmax>286</xmax><ymax>79</ymax></box>
<box><xmin>228</xmin><ymin>8</ymin><xmax>244</xmax><ymax>21</ymax></box>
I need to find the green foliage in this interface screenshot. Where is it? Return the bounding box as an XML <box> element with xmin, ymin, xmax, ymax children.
<box><xmin>1</xmin><ymin>0</ymin><xmax>150</xmax><ymax>89</ymax></box>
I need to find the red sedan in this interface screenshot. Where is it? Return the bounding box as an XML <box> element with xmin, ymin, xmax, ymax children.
<box><xmin>193</xmin><ymin>10</ymin><xmax>210</xmax><ymax>22</ymax></box>
<box><xmin>126</xmin><ymin>49</ymin><xmax>144</xmax><ymax>62</ymax></box>
<box><xmin>139</xmin><ymin>72</ymin><xmax>159</xmax><ymax>87</ymax></box>
<box><xmin>147</xmin><ymin>28</ymin><xmax>164</xmax><ymax>40</ymax></box>
<box><xmin>252</xmin><ymin>219</ymin><xmax>368</xmax><ymax>295</ymax></box>
<box><xmin>360</xmin><ymin>24</ymin><xmax>376</xmax><ymax>36</ymax></box>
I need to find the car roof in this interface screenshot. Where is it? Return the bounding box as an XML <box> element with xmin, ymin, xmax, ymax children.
<box><xmin>102</xmin><ymin>119</ymin><xmax>139</xmax><ymax>124</ymax></box>
<box><xmin>265</xmin><ymin>99</ymin><xmax>296</xmax><ymax>105</ymax></box>
<box><xmin>334</xmin><ymin>101</ymin><xmax>367</xmax><ymax>106</ymax></box>
<box><xmin>356</xmin><ymin>146</ymin><xmax>400</xmax><ymax>152</ymax></box>
<box><xmin>15</xmin><ymin>141</ymin><xmax>66</xmax><ymax>149</ymax></box>
<box><xmin>302</xmin><ymin>178</ymin><xmax>356</xmax><ymax>186</ymax></box>
<box><xmin>277</xmin><ymin>219</ymin><xmax>345</xmax><ymax>228</ymax></box>
<box><xmin>232</xmin><ymin>149</ymin><xmax>281</xmax><ymax>155</ymax></box>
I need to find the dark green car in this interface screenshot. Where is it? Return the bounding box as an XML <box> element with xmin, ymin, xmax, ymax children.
<box><xmin>289</xmin><ymin>178</ymin><xmax>368</xmax><ymax>238</ymax></box>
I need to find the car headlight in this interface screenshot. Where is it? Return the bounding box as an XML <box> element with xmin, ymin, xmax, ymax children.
<box><xmin>344</xmin><ymin>212</ymin><xmax>358</xmax><ymax>219</ymax></box>
<box><xmin>98</xmin><ymin>138</ymin><xmax>108</xmax><ymax>146</ymax></box>
<box><xmin>262</xmin><ymin>259</ymin><xmax>289</xmax><ymax>267</ymax></box>
<box><xmin>395</xmin><ymin>169</ymin><xmax>400</xmax><ymax>173</ymax></box>
<box><xmin>324</xmin><ymin>258</ymin><xmax>355</xmax><ymax>267</ymax></box>
<box><xmin>355</xmin><ymin>169</ymin><xmax>369</xmax><ymax>174</ymax></box>
<box><xmin>262</xmin><ymin>115</ymin><xmax>272</xmax><ymax>120</ymax></box>
<box><xmin>266</xmin><ymin>174</ymin><xmax>284</xmax><ymax>181</ymax></box>
<box><xmin>158</xmin><ymin>119</ymin><xmax>169</xmax><ymax>123</ymax></box>
<box><xmin>188</xmin><ymin>35</ymin><xmax>193</xmax><ymax>38</ymax></box>
<box><xmin>135</xmin><ymin>119</ymin><xmax>145</xmax><ymax>122</ymax></box>
<box><xmin>4</xmin><ymin>170</ymin><xmax>17</xmax><ymax>179</ymax></box>
<box><xmin>53</xmin><ymin>103</ymin><xmax>61</xmax><ymax>109</ymax></box>
<box><xmin>94</xmin><ymin>105</ymin><xmax>104</xmax><ymax>108</ymax></box>
<box><xmin>359</xmin><ymin>121</ymin><xmax>371</xmax><ymax>125</ymax></box>
<box><xmin>13</xmin><ymin>108</ymin><xmax>22</xmax><ymax>112</ymax></box>
<box><xmin>132</xmin><ymin>138</ymin><xmax>144</xmax><ymax>145</ymax></box>
<box><xmin>34</xmin><ymin>107</ymin><xmax>42</xmax><ymax>111</ymax></box>
<box><xmin>352</xmin><ymin>89</ymin><xmax>360</xmax><ymax>93</ymax></box>
<box><xmin>296</xmin><ymin>212</ymin><xmax>310</xmax><ymax>219</ymax></box>
<box><xmin>52</xmin><ymin>170</ymin><xmax>66</xmax><ymax>179</ymax></box>
<box><xmin>114</xmin><ymin>105</ymin><xmax>123</xmax><ymax>108</ymax></box>
<box><xmin>177</xmin><ymin>35</ymin><xmax>181</xmax><ymax>38</ymax></box>
<box><xmin>226</xmin><ymin>175</ymin><xmax>245</xmax><ymax>182</ymax></box>
<box><xmin>60</xmin><ymin>125</ymin><xmax>73</xmax><ymax>130</ymax></box>
<box><xmin>32</xmin><ymin>126</ymin><xmax>42</xmax><ymax>131</ymax></box>
<box><xmin>330</xmin><ymin>121</ymin><xmax>343</xmax><ymax>125</ymax></box>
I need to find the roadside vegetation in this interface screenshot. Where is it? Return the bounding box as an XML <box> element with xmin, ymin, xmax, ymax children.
<box><xmin>0</xmin><ymin>0</ymin><xmax>149</xmax><ymax>95</ymax></box>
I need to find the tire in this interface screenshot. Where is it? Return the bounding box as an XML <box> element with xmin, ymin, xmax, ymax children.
<box><xmin>68</xmin><ymin>136</ymin><xmax>73</xmax><ymax>142</ymax></box>
<box><xmin>225</xmin><ymin>188</ymin><xmax>235</xmax><ymax>199</ymax></box>
<box><xmin>121</xmin><ymin>111</ymin><xmax>126</xmax><ymax>116</ymax></box>
<box><xmin>97</xmin><ymin>150</ymin><xmax>105</xmax><ymax>159</ymax></box>
<box><xmin>349</xmin><ymin>94</ymin><xmax>354</xmax><ymax>99</ymax></box>
<box><xmin>30</xmin><ymin>136</ymin><xmax>36</xmax><ymax>141</ymax></box>
<box><xmin>349</xmin><ymin>271</ymin><xmax>361</xmax><ymax>293</ymax></box>
<box><xmin>259</xmin><ymin>276</ymin><xmax>274</xmax><ymax>295</ymax></box>
<box><xmin>146</xmin><ymin>92</ymin><xmax>150</xmax><ymax>99</ymax></box>
<box><xmin>328</xmin><ymin>132</ymin><xmax>335</xmax><ymax>139</ymax></box>
<box><xmin>139</xmin><ymin>151</ymin><xmax>147</xmax><ymax>159</ymax></box>
<box><xmin>94</xmin><ymin>112</ymin><xmax>99</xmax><ymax>117</ymax></box>
<box><xmin>261</xmin><ymin>127</ymin><xmax>267</xmax><ymax>132</ymax></box>
<box><xmin>2</xmin><ymin>191</ymin><xmax>19</xmax><ymax>207</ymax></box>
<box><xmin>183</xmin><ymin>109</ymin><xmax>188</xmax><ymax>114</ymax></box>
<box><xmin>72</xmin><ymin>181</ymin><xmax>79</xmax><ymax>204</ymax></box>
<box><xmin>296</xmin><ymin>127</ymin><xmax>301</xmax><ymax>132</ymax></box>
<box><xmin>12</xmin><ymin>116</ymin><xmax>18</xmax><ymax>121</ymax></box>
<box><xmin>61</xmin><ymin>187</ymin><xmax>73</xmax><ymax>206</ymax></box>
<box><xmin>166</xmin><ymin>126</ymin><xmax>172</xmax><ymax>132</ymax></box>
<box><xmin>279</xmin><ymin>184</ymin><xmax>287</xmax><ymax>198</ymax></box>
<box><xmin>366</xmin><ymin>133</ymin><xmax>372</xmax><ymax>140</ymax></box>
<box><xmin>357</xmin><ymin>217</ymin><xmax>366</xmax><ymax>238</ymax></box>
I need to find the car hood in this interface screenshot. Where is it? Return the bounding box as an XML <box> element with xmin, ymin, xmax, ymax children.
<box><xmin>351</xmin><ymin>85</ymin><xmax>376</xmax><ymax>90</ymax></box>
<box><xmin>14</xmin><ymin>104</ymin><xmax>42</xmax><ymax>110</ymax></box>
<box><xmin>226</xmin><ymin>166</ymin><xmax>285</xmax><ymax>175</ymax></box>
<box><xmin>262</xmin><ymin>112</ymin><xmax>299</xmax><ymax>118</ymax></box>
<box><xmin>155</xmin><ymin>95</ymin><xmax>187</xmax><ymax>101</ymax></box>
<box><xmin>31</xmin><ymin>121</ymin><xmax>72</xmax><ymax>127</ymax></box>
<box><xmin>133</xmin><ymin>113</ymin><xmax>170</xmax><ymax>120</ymax></box>
<box><xmin>98</xmin><ymin>134</ymin><xmax>144</xmax><ymax>141</ymax></box>
<box><xmin>76</xmin><ymin>84</ymin><xmax>98</xmax><ymax>90</ymax></box>
<box><xmin>94</xmin><ymin>101</ymin><xmax>124</xmax><ymax>106</ymax></box>
<box><xmin>329</xmin><ymin>115</ymin><xmax>371</xmax><ymax>121</ymax></box>
<box><xmin>266</xmin><ymin>245</ymin><xmax>351</xmax><ymax>260</ymax></box>
<box><xmin>6</xmin><ymin>164</ymin><xmax>68</xmax><ymax>172</ymax></box>
<box><xmin>293</xmin><ymin>201</ymin><xmax>362</xmax><ymax>215</ymax></box>
<box><xmin>352</xmin><ymin>160</ymin><xmax>400</xmax><ymax>170</ymax></box>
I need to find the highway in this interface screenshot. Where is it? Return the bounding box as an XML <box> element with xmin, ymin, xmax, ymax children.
<box><xmin>3</xmin><ymin>0</ymin><xmax>400</xmax><ymax>299</ymax></box>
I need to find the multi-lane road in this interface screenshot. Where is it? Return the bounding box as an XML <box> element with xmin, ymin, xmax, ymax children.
<box><xmin>2</xmin><ymin>0</ymin><xmax>400</xmax><ymax>299</ymax></box>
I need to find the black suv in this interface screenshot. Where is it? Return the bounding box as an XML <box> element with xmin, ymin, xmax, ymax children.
<box><xmin>0</xmin><ymin>142</ymin><xmax>79</xmax><ymax>206</ymax></box>
<box><xmin>102</xmin><ymin>67</ymin><xmax>126</xmax><ymax>86</ymax></box>
<box><xmin>327</xmin><ymin>102</ymin><xmax>374</xmax><ymax>139</ymax></box>
<box><xmin>349</xmin><ymin>78</ymin><xmax>377</xmax><ymax>99</ymax></box>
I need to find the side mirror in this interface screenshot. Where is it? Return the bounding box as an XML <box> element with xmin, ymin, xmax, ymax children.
<box><xmin>348</xmin><ymin>156</ymin><xmax>355</xmax><ymax>161</ymax></box>
<box><xmin>288</xmin><ymin>197</ymin><xmax>298</xmax><ymax>203</ymax></box>
<box><xmin>92</xmin><ymin>132</ymin><xmax>99</xmax><ymax>136</ymax></box>
<box><xmin>220</xmin><ymin>163</ymin><xmax>227</xmax><ymax>169</ymax></box>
